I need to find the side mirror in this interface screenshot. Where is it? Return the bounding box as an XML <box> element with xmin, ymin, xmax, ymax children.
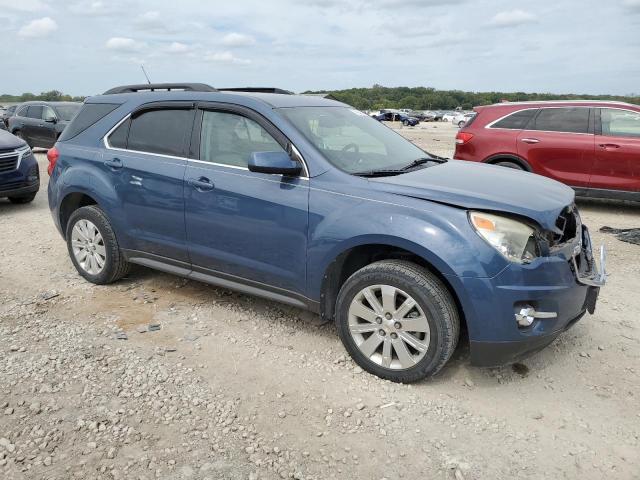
<box><xmin>44</xmin><ymin>115</ymin><xmax>57</xmax><ymax>123</ymax></box>
<box><xmin>248</xmin><ymin>151</ymin><xmax>302</xmax><ymax>176</ymax></box>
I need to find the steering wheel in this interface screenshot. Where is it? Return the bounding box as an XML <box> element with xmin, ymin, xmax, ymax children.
<box><xmin>342</xmin><ymin>143</ymin><xmax>360</xmax><ymax>154</ymax></box>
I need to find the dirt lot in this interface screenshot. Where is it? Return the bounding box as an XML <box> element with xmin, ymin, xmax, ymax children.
<box><xmin>1</xmin><ymin>123</ymin><xmax>639</xmax><ymax>480</ymax></box>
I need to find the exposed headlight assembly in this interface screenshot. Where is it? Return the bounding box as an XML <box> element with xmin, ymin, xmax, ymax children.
<box><xmin>469</xmin><ymin>211</ymin><xmax>540</xmax><ymax>264</ymax></box>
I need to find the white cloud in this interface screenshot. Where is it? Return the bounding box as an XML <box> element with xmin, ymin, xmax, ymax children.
<box><xmin>18</xmin><ymin>16</ymin><xmax>57</xmax><ymax>37</ymax></box>
<box><xmin>0</xmin><ymin>0</ymin><xmax>49</xmax><ymax>12</ymax></box>
<box><xmin>105</xmin><ymin>37</ymin><xmax>146</xmax><ymax>53</ymax></box>
<box><xmin>489</xmin><ymin>9</ymin><xmax>537</xmax><ymax>27</ymax></box>
<box><xmin>69</xmin><ymin>1</ymin><xmax>117</xmax><ymax>16</ymax></box>
<box><xmin>222</xmin><ymin>32</ymin><xmax>256</xmax><ymax>47</ymax></box>
<box><xmin>205</xmin><ymin>51</ymin><xmax>251</xmax><ymax>65</ymax></box>
<box><xmin>165</xmin><ymin>42</ymin><xmax>192</xmax><ymax>54</ymax></box>
<box><xmin>135</xmin><ymin>11</ymin><xmax>165</xmax><ymax>31</ymax></box>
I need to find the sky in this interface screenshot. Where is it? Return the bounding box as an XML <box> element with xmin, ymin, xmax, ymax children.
<box><xmin>1</xmin><ymin>0</ymin><xmax>639</xmax><ymax>96</ymax></box>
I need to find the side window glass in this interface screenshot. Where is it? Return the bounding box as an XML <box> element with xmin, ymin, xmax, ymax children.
<box><xmin>17</xmin><ymin>106</ymin><xmax>28</xmax><ymax>117</ymax></box>
<box><xmin>531</xmin><ymin>108</ymin><xmax>589</xmax><ymax>134</ymax></box>
<box><xmin>491</xmin><ymin>109</ymin><xmax>537</xmax><ymax>129</ymax></box>
<box><xmin>108</xmin><ymin>119</ymin><xmax>130</xmax><ymax>149</ymax></box>
<box><xmin>27</xmin><ymin>106</ymin><xmax>43</xmax><ymax>119</ymax></box>
<box><xmin>199</xmin><ymin>111</ymin><xmax>285</xmax><ymax>167</ymax></box>
<box><xmin>42</xmin><ymin>106</ymin><xmax>56</xmax><ymax>120</ymax></box>
<box><xmin>127</xmin><ymin>109</ymin><xmax>192</xmax><ymax>156</ymax></box>
<box><xmin>601</xmin><ymin>109</ymin><xmax>640</xmax><ymax>138</ymax></box>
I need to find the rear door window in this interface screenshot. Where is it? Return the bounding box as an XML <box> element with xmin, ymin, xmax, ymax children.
<box><xmin>26</xmin><ymin>105</ymin><xmax>43</xmax><ymax>119</ymax></box>
<box><xmin>530</xmin><ymin>107</ymin><xmax>590</xmax><ymax>134</ymax></box>
<box><xmin>600</xmin><ymin>108</ymin><xmax>640</xmax><ymax>138</ymax></box>
<box><xmin>125</xmin><ymin>108</ymin><xmax>193</xmax><ymax>156</ymax></box>
<box><xmin>491</xmin><ymin>109</ymin><xmax>537</xmax><ymax>129</ymax></box>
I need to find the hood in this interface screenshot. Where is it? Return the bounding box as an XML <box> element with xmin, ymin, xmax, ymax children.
<box><xmin>370</xmin><ymin>160</ymin><xmax>574</xmax><ymax>232</ymax></box>
<box><xmin>0</xmin><ymin>129</ymin><xmax>26</xmax><ymax>150</ymax></box>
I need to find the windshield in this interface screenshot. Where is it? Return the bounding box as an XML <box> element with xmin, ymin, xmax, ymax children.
<box><xmin>279</xmin><ymin>106</ymin><xmax>434</xmax><ymax>174</ymax></box>
<box><xmin>55</xmin><ymin>104</ymin><xmax>81</xmax><ymax>121</ymax></box>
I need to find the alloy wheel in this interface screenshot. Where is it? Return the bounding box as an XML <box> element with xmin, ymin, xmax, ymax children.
<box><xmin>348</xmin><ymin>284</ymin><xmax>431</xmax><ymax>370</ymax></box>
<box><xmin>71</xmin><ymin>219</ymin><xmax>106</xmax><ymax>275</ymax></box>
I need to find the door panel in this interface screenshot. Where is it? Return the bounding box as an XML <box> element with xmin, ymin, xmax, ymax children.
<box><xmin>184</xmin><ymin>107</ymin><xmax>309</xmax><ymax>294</ymax></box>
<box><xmin>590</xmin><ymin>108</ymin><xmax>640</xmax><ymax>191</ymax></box>
<box><xmin>516</xmin><ymin>107</ymin><xmax>594</xmax><ymax>187</ymax></box>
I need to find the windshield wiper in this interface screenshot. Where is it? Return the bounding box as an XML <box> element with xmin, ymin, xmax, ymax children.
<box><xmin>353</xmin><ymin>169</ymin><xmax>405</xmax><ymax>178</ymax></box>
<box><xmin>400</xmin><ymin>156</ymin><xmax>447</xmax><ymax>171</ymax></box>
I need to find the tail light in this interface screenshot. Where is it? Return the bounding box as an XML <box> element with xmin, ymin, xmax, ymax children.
<box><xmin>455</xmin><ymin>132</ymin><xmax>474</xmax><ymax>145</ymax></box>
<box><xmin>47</xmin><ymin>146</ymin><xmax>59</xmax><ymax>176</ymax></box>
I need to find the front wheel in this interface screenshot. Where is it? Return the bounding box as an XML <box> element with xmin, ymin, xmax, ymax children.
<box><xmin>335</xmin><ymin>260</ymin><xmax>459</xmax><ymax>383</ymax></box>
<box><xmin>66</xmin><ymin>205</ymin><xmax>130</xmax><ymax>284</ymax></box>
<box><xmin>402</xmin><ymin>120</ymin><xmax>409</xmax><ymax>126</ymax></box>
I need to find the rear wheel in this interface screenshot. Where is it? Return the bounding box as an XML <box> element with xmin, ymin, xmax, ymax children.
<box><xmin>457</xmin><ymin>121</ymin><xmax>465</xmax><ymax>127</ymax></box>
<box><xmin>335</xmin><ymin>260</ymin><xmax>459</xmax><ymax>383</ymax></box>
<box><xmin>494</xmin><ymin>161</ymin><xmax>524</xmax><ymax>170</ymax></box>
<box><xmin>8</xmin><ymin>193</ymin><xmax>36</xmax><ymax>204</ymax></box>
<box><xmin>66</xmin><ymin>205</ymin><xmax>130</xmax><ymax>284</ymax></box>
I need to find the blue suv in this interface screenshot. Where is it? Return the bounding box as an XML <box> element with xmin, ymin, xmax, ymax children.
<box><xmin>0</xmin><ymin>129</ymin><xmax>39</xmax><ymax>203</ymax></box>
<box><xmin>47</xmin><ymin>83</ymin><xmax>606</xmax><ymax>383</ymax></box>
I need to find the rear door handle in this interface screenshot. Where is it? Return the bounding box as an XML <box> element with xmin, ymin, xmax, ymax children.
<box><xmin>187</xmin><ymin>177</ymin><xmax>214</xmax><ymax>191</ymax></box>
<box><xmin>599</xmin><ymin>143</ymin><xmax>620</xmax><ymax>149</ymax></box>
<box><xmin>521</xmin><ymin>137</ymin><xmax>540</xmax><ymax>144</ymax></box>
<box><xmin>104</xmin><ymin>158</ymin><xmax>123</xmax><ymax>169</ymax></box>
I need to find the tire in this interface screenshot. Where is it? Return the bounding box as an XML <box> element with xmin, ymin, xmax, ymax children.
<box><xmin>402</xmin><ymin>120</ymin><xmax>409</xmax><ymax>126</ymax></box>
<box><xmin>66</xmin><ymin>205</ymin><xmax>130</xmax><ymax>285</ymax></box>
<box><xmin>457</xmin><ymin>121</ymin><xmax>465</xmax><ymax>128</ymax></box>
<box><xmin>494</xmin><ymin>161</ymin><xmax>524</xmax><ymax>170</ymax></box>
<box><xmin>8</xmin><ymin>193</ymin><xmax>37</xmax><ymax>204</ymax></box>
<box><xmin>335</xmin><ymin>260</ymin><xmax>460</xmax><ymax>383</ymax></box>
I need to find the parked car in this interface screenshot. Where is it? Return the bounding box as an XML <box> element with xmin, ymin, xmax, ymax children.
<box><xmin>442</xmin><ymin>112</ymin><xmax>458</xmax><ymax>122</ymax></box>
<box><xmin>452</xmin><ymin>112</ymin><xmax>476</xmax><ymax>127</ymax></box>
<box><xmin>48</xmin><ymin>83</ymin><xmax>605</xmax><ymax>383</ymax></box>
<box><xmin>1</xmin><ymin>105</ymin><xmax>18</xmax><ymax>128</ymax></box>
<box><xmin>0</xmin><ymin>129</ymin><xmax>40</xmax><ymax>203</ymax></box>
<box><xmin>454</xmin><ymin>101</ymin><xmax>640</xmax><ymax>201</ymax></box>
<box><xmin>374</xmin><ymin>111</ymin><xmax>420</xmax><ymax>126</ymax></box>
<box><xmin>8</xmin><ymin>101</ymin><xmax>81</xmax><ymax>148</ymax></box>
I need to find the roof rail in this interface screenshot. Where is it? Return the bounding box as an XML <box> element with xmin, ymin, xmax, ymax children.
<box><xmin>103</xmin><ymin>83</ymin><xmax>217</xmax><ymax>95</ymax></box>
<box><xmin>219</xmin><ymin>87</ymin><xmax>294</xmax><ymax>95</ymax></box>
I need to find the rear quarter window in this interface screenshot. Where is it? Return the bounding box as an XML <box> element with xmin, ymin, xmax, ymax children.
<box><xmin>490</xmin><ymin>109</ymin><xmax>537</xmax><ymax>129</ymax></box>
<box><xmin>59</xmin><ymin>103</ymin><xmax>120</xmax><ymax>141</ymax></box>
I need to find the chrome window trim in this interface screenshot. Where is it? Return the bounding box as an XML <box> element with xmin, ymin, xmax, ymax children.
<box><xmin>103</xmin><ymin>112</ymin><xmax>310</xmax><ymax>179</ymax></box>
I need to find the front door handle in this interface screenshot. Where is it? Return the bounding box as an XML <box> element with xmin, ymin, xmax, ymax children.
<box><xmin>599</xmin><ymin>143</ymin><xmax>620</xmax><ymax>149</ymax></box>
<box><xmin>521</xmin><ymin>137</ymin><xmax>540</xmax><ymax>144</ymax></box>
<box><xmin>104</xmin><ymin>158</ymin><xmax>123</xmax><ymax>169</ymax></box>
<box><xmin>187</xmin><ymin>177</ymin><xmax>214</xmax><ymax>191</ymax></box>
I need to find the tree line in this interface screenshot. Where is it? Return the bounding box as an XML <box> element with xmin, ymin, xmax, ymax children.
<box><xmin>304</xmin><ymin>85</ymin><xmax>640</xmax><ymax>111</ymax></box>
<box><xmin>0</xmin><ymin>90</ymin><xmax>85</xmax><ymax>103</ymax></box>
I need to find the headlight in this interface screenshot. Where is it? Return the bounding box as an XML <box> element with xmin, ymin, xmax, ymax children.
<box><xmin>469</xmin><ymin>211</ymin><xmax>539</xmax><ymax>264</ymax></box>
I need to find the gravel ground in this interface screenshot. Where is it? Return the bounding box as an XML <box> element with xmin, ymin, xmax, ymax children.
<box><xmin>1</xmin><ymin>124</ymin><xmax>639</xmax><ymax>480</ymax></box>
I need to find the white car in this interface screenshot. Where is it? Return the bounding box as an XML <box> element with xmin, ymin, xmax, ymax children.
<box><xmin>442</xmin><ymin>112</ymin><xmax>458</xmax><ymax>122</ymax></box>
<box><xmin>452</xmin><ymin>112</ymin><xmax>476</xmax><ymax>128</ymax></box>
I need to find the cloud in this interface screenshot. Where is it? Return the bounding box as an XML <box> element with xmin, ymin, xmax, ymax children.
<box><xmin>68</xmin><ymin>1</ymin><xmax>118</xmax><ymax>16</ymax></box>
<box><xmin>18</xmin><ymin>17</ymin><xmax>58</xmax><ymax>37</ymax></box>
<box><xmin>135</xmin><ymin>11</ymin><xmax>165</xmax><ymax>31</ymax></box>
<box><xmin>221</xmin><ymin>32</ymin><xmax>256</xmax><ymax>47</ymax></box>
<box><xmin>105</xmin><ymin>37</ymin><xmax>146</xmax><ymax>53</ymax></box>
<box><xmin>623</xmin><ymin>0</ymin><xmax>640</xmax><ymax>11</ymax></box>
<box><xmin>205</xmin><ymin>51</ymin><xmax>251</xmax><ymax>65</ymax></box>
<box><xmin>164</xmin><ymin>42</ymin><xmax>192</xmax><ymax>54</ymax></box>
<box><xmin>489</xmin><ymin>9</ymin><xmax>537</xmax><ymax>27</ymax></box>
<box><xmin>0</xmin><ymin>0</ymin><xmax>49</xmax><ymax>12</ymax></box>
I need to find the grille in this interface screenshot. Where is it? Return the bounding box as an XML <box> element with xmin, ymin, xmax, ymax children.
<box><xmin>0</xmin><ymin>155</ymin><xmax>19</xmax><ymax>173</ymax></box>
<box><xmin>553</xmin><ymin>205</ymin><xmax>579</xmax><ymax>245</ymax></box>
<box><xmin>0</xmin><ymin>180</ymin><xmax>25</xmax><ymax>191</ymax></box>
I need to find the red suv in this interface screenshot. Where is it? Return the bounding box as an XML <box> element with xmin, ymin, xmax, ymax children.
<box><xmin>454</xmin><ymin>101</ymin><xmax>640</xmax><ymax>201</ymax></box>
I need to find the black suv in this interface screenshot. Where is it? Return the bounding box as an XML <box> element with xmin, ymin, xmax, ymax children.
<box><xmin>8</xmin><ymin>101</ymin><xmax>81</xmax><ymax>148</ymax></box>
<box><xmin>0</xmin><ymin>129</ymin><xmax>39</xmax><ymax>203</ymax></box>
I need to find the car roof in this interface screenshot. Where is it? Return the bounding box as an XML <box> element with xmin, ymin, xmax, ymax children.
<box><xmin>87</xmin><ymin>90</ymin><xmax>347</xmax><ymax>109</ymax></box>
<box><xmin>18</xmin><ymin>101</ymin><xmax>81</xmax><ymax>106</ymax></box>
<box><xmin>482</xmin><ymin>100</ymin><xmax>639</xmax><ymax>109</ymax></box>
